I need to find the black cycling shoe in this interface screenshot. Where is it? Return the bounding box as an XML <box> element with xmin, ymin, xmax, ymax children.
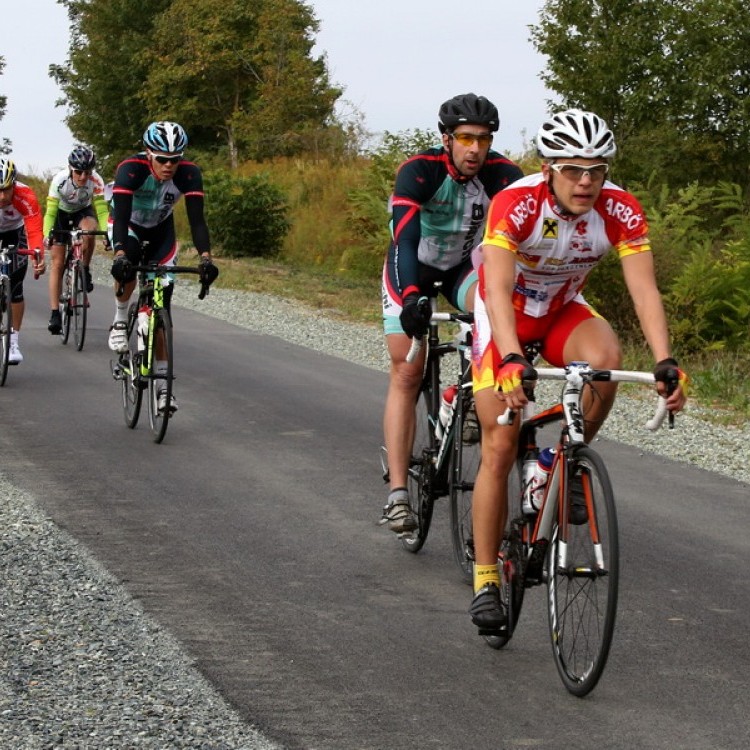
<box><xmin>48</xmin><ymin>310</ymin><xmax>62</xmax><ymax>335</ymax></box>
<box><xmin>469</xmin><ymin>583</ymin><xmax>507</xmax><ymax>632</ymax></box>
<box><xmin>569</xmin><ymin>472</ymin><xmax>589</xmax><ymax>525</ymax></box>
<box><xmin>84</xmin><ymin>267</ymin><xmax>94</xmax><ymax>293</ymax></box>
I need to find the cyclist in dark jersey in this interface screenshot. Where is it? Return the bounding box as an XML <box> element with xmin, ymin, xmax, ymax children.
<box><xmin>380</xmin><ymin>93</ymin><xmax>523</xmax><ymax>534</ymax></box>
<box><xmin>108</xmin><ymin>121</ymin><xmax>219</xmax><ymax>414</ymax></box>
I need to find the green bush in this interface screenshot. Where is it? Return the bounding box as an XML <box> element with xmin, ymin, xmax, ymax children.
<box><xmin>203</xmin><ymin>171</ymin><xmax>290</xmax><ymax>258</ymax></box>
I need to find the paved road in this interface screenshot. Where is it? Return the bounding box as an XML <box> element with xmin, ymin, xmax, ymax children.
<box><xmin>2</xmin><ymin>280</ymin><xmax>749</xmax><ymax>749</ymax></box>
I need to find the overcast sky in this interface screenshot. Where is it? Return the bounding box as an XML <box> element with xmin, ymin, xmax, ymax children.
<box><xmin>2</xmin><ymin>0</ymin><xmax>553</xmax><ymax>176</ymax></box>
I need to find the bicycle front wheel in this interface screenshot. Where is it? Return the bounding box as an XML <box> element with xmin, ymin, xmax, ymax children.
<box><xmin>449</xmin><ymin>388</ymin><xmax>480</xmax><ymax>584</ymax></box>
<box><xmin>121</xmin><ymin>304</ymin><xmax>143</xmax><ymax>429</ymax></box>
<box><xmin>72</xmin><ymin>263</ymin><xmax>87</xmax><ymax>351</ymax></box>
<box><xmin>547</xmin><ymin>445</ymin><xmax>619</xmax><ymax>697</ymax></box>
<box><xmin>60</xmin><ymin>267</ymin><xmax>72</xmax><ymax>345</ymax></box>
<box><xmin>401</xmin><ymin>383</ymin><xmax>437</xmax><ymax>554</ymax></box>
<box><xmin>0</xmin><ymin>277</ymin><xmax>11</xmax><ymax>386</ymax></box>
<box><xmin>147</xmin><ymin>308</ymin><xmax>174</xmax><ymax>444</ymax></box>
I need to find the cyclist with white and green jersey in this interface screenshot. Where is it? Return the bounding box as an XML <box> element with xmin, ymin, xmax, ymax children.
<box><xmin>44</xmin><ymin>146</ymin><xmax>109</xmax><ymax>334</ymax></box>
<box><xmin>108</xmin><ymin>121</ymin><xmax>219</xmax><ymax>414</ymax></box>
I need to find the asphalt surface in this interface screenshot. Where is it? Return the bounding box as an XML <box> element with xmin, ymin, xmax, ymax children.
<box><xmin>1</xmin><ymin>278</ymin><xmax>749</xmax><ymax>750</ymax></box>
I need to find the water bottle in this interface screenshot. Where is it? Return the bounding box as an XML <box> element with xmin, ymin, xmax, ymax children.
<box><xmin>523</xmin><ymin>447</ymin><xmax>555</xmax><ymax>515</ymax></box>
<box><xmin>136</xmin><ymin>306</ymin><xmax>150</xmax><ymax>352</ymax></box>
<box><xmin>435</xmin><ymin>384</ymin><xmax>458</xmax><ymax>440</ymax></box>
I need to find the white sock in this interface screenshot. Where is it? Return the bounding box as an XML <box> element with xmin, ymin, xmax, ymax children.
<box><xmin>114</xmin><ymin>300</ymin><xmax>129</xmax><ymax>323</ymax></box>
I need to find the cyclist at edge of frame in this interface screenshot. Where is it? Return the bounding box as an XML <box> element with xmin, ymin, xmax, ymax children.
<box><xmin>107</xmin><ymin>120</ymin><xmax>219</xmax><ymax>415</ymax></box>
<box><xmin>380</xmin><ymin>92</ymin><xmax>524</xmax><ymax>535</ymax></box>
<box><xmin>0</xmin><ymin>157</ymin><xmax>47</xmax><ymax>364</ymax></box>
<box><xmin>44</xmin><ymin>145</ymin><xmax>110</xmax><ymax>335</ymax></box>
<box><xmin>467</xmin><ymin>108</ymin><xmax>688</xmax><ymax>635</ymax></box>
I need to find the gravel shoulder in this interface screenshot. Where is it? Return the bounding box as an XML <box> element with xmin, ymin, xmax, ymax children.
<box><xmin>2</xmin><ymin>278</ymin><xmax>748</xmax><ymax>749</ymax></box>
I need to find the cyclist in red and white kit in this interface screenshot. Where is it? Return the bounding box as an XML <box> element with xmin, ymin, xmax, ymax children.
<box><xmin>0</xmin><ymin>158</ymin><xmax>46</xmax><ymax>364</ymax></box>
<box><xmin>468</xmin><ymin>109</ymin><xmax>688</xmax><ymax>633</ymax></box>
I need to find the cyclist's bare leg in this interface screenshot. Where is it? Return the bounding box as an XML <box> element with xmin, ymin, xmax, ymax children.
<box><xmin>78</xmin><ymin>216</ymin><xmax>98</xmax><ymax>267</ymax></box>
<box><xmin>47</xmin><ymin>243</ymin><xmax>66</xmax><ymax>310</ymax></box>
<box><xmin>471</xmin><ymin>387</ymin><xmax>518</xmax><ymax>569</ymax></box>
<box><xmin>383</xmin><ymin>332</ymin><xmax>424</xmax><ymax>490</ymax></box>
<box><xmin>11</xmin><ymin>301</ymin><xmax>24</xmax><ymax>331</ymax></box>
<box><xmin>562</xmin><ymin>317</ymin><xmax>622</xmax><ymax>442</ymax></box>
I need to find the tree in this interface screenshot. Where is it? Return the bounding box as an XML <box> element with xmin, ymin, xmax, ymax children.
<box><xmin>0</xmin><ymin>56</ymin><xmax>10</xmax><ymax>155</ymax></box>
<box><xmin>51</xmin><ymin>0</ymin><xmax>171</xmax><ymax>172</ymax></box>
<box><xmin>143</xmin><ymin>0</ymin><xmax>342</xmax><ymax>167</ymax></box>
<box><xmin>530</xmin><ymin>0</ymin><xmax>750</xmax><ymax>190</ymax></box>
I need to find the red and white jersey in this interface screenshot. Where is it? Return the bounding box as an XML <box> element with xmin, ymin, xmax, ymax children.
<box><xmin>0</xmin><ymin>181</ymin><xmax>44</xmax><ymax>250</ymax></box>
<box><xmin>477</xmin><ymin>173</ymin><xmax>650</xmax><ymax>318</ymax></box>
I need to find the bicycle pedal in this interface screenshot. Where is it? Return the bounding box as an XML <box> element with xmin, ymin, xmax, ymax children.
<box><xmin>478</xmin><ymin>625</ymin><xmax>507</xmax><ymax>637</ymax></box>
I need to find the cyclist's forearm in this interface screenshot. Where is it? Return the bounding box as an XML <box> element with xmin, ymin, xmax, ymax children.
<box><xmin>185</xmin><ymin>195</ymin><xmax>210</xmax><ymax>254</ymax></box>
<box><xmin>111</xmin><ymin>193</ymin><xmax>133</xmax><ymax>250</ymax></box>
<box><xmin>93</xmin><ymin>194</ymin><xmax>110</xmax><ymax>233</ymax></box>
<box><xmin>43</xmin><ymin>197</ymin><xmax>60</xmax><ymax>237</ymax></box>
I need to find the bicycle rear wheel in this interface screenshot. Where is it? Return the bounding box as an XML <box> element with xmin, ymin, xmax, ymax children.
<box><xmin>547</xmin><ymin>445</ymin><xmax>619</xmax><ymax>696</ymax></box>
<box><xmin>147</xmin><ymin>308</ymin><xmax>173</xmax><ymax>444</ymax></box>
<box><xmin>60</xmin><ymin>267</ymin><xmax>72</xmax><ymax>345</ymax></box>
<box><xmin>449</xmin><ymin>388</ymin><xmax>480</xmax><ymax>584</ymax></box>
<box><xmin>72</xmin><ymin>262</ymin><xmax>87</xmax><ymax>351</ymax></box>
<box><xmin>401</xmin><ymin>383</ymin><xmax>438</xmax><ymax>553</ymax></box>
<box><xmin>121</xmin><ymin>303</ymin><xmax>143</xmax><ymax>429</ymax></box>
<box><xmin>0</xmin><ymin>278</ymin><xmax>11</xmax><ymax>386</ymax></box>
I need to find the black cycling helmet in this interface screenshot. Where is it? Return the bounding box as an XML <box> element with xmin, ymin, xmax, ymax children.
<box><xmin>68</xmin><ymin>146</ymin><xmax>96</xmax><ymax>171</ymax></box>
<box><xmin>438</xmin><ymin>93</ymin><xmax>500</xmax><ymax>134</ymax></box>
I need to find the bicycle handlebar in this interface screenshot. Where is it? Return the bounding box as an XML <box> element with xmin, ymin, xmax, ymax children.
<box><xmin>405</xmin><ymin>310</ymin><xmax>474</xmax><ymax>364</ymax></box>
<box><xmin>116</xmin><ymin>263</ymin><xmax>210</xmax><ymax>300</ymax></box>
<box><xmin>0</xmin><ymin>245</ymin><xmax>43</xmax><ymax>279</ymax></box>
<box><xmin>497</xmin><ymin>366</ymin><xmax>671</xmax><ymax>432</ymax></box>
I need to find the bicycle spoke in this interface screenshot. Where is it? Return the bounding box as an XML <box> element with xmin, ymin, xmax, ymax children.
<box><xmin>547</xmin><ymin>446</ymin><xmax>618</xmax><ymax>696</ymax></box>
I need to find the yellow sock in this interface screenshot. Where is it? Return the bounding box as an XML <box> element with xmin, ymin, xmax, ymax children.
<box><xmin>474</xmin><ymin>564</ymin><xmax>500</xmax><ymax>593</ymax></box>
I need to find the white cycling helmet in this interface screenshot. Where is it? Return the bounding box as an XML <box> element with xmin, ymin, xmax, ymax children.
<box><xmin>536</xmin><ymin>109</ymin><xmax>616</xmax><ymax>159</ymax></box>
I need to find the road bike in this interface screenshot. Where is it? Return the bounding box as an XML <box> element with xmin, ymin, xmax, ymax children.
<box><xmin>381</xmin><ymin>293</ymin><xmax>479</xmax><ymax>558</ymax></box>
<box><xmin>479</xmin><ymin>361</ymin><xmax>675</xmax><ymax>696</ymax></box>
<box><xmin>0</xmin><ymin>244</ymin><xmax>39</xmax><ymax>386</ymax></box>
<box><xmin>110</xmin><ymin>261</ymin><xmax>208</xmax><ymax>443</ymax></box>
<box><xmin>50</xmin><ymin>228</ymin><xmax>108</xmax><ymax>350</ymax></box>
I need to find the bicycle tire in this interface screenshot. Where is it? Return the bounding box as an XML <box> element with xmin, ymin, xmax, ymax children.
<box><xmin>547</xmin><ymin>445</ymin><xmax>619</xmax><ymax>697</ymax></box>
<box><xmin>60</xmin><ymin>267</ymin><xmax>72</xmax><ymax>345</ymax></box>
<box><xmin>147</xmin><ymin>308</ymin><xmax>173</xmax><ymax>444</ymax></box>
<box><xmin>0</xmin><ymin>278</ymin><xmax>11</xmax><ymax>386</ymax></box>
<box><xmin>72</xmin><ymin>262</ymin><xmax>87</xmax><ymax>351</ymax></box>
<box><xmin>121</xmin><ymin>304</ymin><xmax>143</xmax><ymax>428</ymax></box>
<box><xmin>401</xmin><ymin>382</ymin><xmax>437</xmax><ymax>553</ymax></box>
<box><xmin>449</xmin><ymin>388</ymin><xmax>480</xmax><ymax>584</ymax></box>
<box><xmin>485</xmin><ymin>461</ymin><xmax>528</xmax><ymax>650</ymax></box>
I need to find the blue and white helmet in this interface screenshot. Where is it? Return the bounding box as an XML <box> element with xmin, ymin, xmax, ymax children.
<box><xmin>142</xmin><ymin>121</ymin><xmax>188</xmax><ymax>154</ymax></box>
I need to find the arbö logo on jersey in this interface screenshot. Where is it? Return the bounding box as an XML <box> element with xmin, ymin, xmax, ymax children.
<box><xmin>510</xmin><ymin>196</ymin><xmax>538</xmax><ymax>231</ymax></box>
<box><xmin>605</xmin><ymin>198</ymin><xmax>643</xmax><ymax>230</ymax></box>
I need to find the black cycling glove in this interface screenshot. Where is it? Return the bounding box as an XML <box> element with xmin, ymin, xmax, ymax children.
<box><xmin>199</xmin><ymin>257</ymin><xmax>219</xmax><ymax>286</ymax></box>
<box><xmin>110</xmin><ymin>254</ymin><xmax>133</xmax><ymax>283</ymax></box>
<box><xmin>399</xmin><ymin>294</ymin><xmax>431</xmax><ymax>339</ymax></box>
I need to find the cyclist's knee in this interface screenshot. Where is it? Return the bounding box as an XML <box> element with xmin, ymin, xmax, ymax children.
<box><xmin>390</xmin><ymin>358</ymin><xmax>423</xmax><ymax>392</ymax></box>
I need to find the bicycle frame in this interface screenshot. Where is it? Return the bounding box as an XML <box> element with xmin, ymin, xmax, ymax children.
<box><xmin>489</xmin><ymin>362</ymin><xmax>670</xmax><ymax>695</ymax></box>
<box><xmin>112</xmin><ymin>261</ymin><xmax>204</xmax><ymax>444</ymax></box>
<box><xmin>390</xmin><ymin>299</ymin><xmax>475</xmax><ymax>554</ymax></box>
